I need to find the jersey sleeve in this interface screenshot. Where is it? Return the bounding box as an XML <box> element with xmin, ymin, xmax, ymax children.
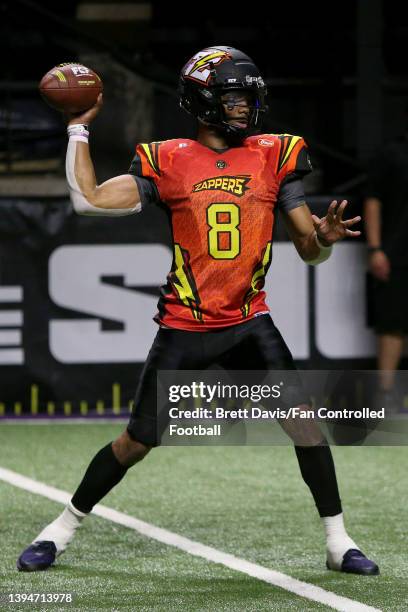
<box><xmin>128</xmin><ymin>142</ymin><xmax>162</xmax><ymax>208</ymax></box>
<box><xmin>276</xmin><ymin>178</ymin><xmax>306</xmax><ymax>213</ymax></box>
<box><xmin>276</xmin><ymin>134</ymin><xmax>313</xmax><ymax>185</ymax></box>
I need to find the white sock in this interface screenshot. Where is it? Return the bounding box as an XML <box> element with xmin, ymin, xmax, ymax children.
<box><xmin>322</xmin><ymin>512</ymin><xmax>359</xmax><ymax>569</ymax></box>
<box><xmin>33</xmin><ymin>502</ymin><xmax>88</xmax><ymax>555</ymax></box>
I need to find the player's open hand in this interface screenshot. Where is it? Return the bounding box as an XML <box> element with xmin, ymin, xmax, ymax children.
<box><xmin>65</xmin><ymin>93</ymin><xmax>103</xmax><ymax>127</ymax></box>
<box><xmin>311</xmin><ymin>200</ymin><xmax>361</xmax><ymax>246</ymax></box>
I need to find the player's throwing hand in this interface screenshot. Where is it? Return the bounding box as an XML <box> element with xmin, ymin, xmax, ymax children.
<box><xmin>65</xmin><ymin>93</ymin><xmax>103</xmax><ymax>127</ymax></box>
<box><xmin>311</xmin><ymin>200</ymin><xmax>361</xmax><ymax>246</ymax></box>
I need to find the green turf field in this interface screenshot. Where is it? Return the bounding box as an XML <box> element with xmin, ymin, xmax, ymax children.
<box><xmin>0</xmin><ymin>423</ymin><xmax>407</xmax><ymax>611</ymax></box>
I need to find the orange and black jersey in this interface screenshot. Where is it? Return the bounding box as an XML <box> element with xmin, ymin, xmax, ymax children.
<box><xmin>128</xmin><ymin>134</ymin><xmax>312</xmax><ymax>331</ymax></box>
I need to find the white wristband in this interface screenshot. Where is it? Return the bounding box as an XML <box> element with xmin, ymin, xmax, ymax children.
<box><xmin>67</xmin><ymin>124</ymin><xmax>89</xmax><ymax>143</ymax></box>
<box><xmin>305</xmin><ymin>232</ymin><xmax>333</xmax><ymax>265</ymax></box>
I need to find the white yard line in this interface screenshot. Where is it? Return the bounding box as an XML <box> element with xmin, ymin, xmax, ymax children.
<box><xmin>0</xmin><ymin>466</ymin><xmax>381</xmax><ymax>612</ymax></box>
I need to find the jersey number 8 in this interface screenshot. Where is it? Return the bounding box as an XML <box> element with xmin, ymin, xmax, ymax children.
<box><xmin>206</xmin><ymin>203</ymin><xmax>241</xmax><ymax>259</ymax></box>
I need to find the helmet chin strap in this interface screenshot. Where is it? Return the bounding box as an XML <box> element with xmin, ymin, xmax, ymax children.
<box><xmin>198</xmin><ymin>117</ymin><xmax>249</xmax><ymax>141</ymax></box>
<box><xmin>221</xmin><ymin>121</ymin><xmax>251</xmax><ymax>139</ymax></box>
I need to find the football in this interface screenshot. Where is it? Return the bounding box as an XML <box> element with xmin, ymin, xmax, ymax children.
<box><xmin>39</xmin><ymin>63</ymin><xmax>102</xmax><ymax>113</ymax></box>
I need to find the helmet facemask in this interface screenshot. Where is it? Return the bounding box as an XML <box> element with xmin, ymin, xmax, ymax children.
<box><xmin>210</xmin><ymin>86</ymin><xmax>267</xmax><ymax>139</ymax></box>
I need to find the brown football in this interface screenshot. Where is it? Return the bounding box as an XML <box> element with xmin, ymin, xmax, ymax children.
<box><xmin>39</xmin><ymin>63</ymin><xmax>103</xmax><ymax>113</ymax></box>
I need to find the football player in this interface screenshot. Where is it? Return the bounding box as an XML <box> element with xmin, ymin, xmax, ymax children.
<box><xmin>17</xmin><ymin>47</ymin><xmax>378</xmax><ymax>576</ymax></box>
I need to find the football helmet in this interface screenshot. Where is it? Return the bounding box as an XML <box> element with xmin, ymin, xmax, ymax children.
<box><xmin>179</xmin><ymin>46</ymin><xmax>268</xmax><ymax>138</ymax></box>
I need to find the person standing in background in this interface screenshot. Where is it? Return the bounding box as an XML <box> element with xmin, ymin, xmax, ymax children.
<box><xmin>363</xmin><ymin>122</ymin><xmax>408</xmax><ymax>409</ymax></box>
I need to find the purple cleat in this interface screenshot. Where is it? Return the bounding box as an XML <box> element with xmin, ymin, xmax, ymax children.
<box><xmin>17</xmin><ymin>541</ymin><xmax>57</xmax><ymax>572</ymax></box>
<box><xmin>327</xmin><ymin>548</ymin><xmax>379</xmax><ymax>576</ymax></box>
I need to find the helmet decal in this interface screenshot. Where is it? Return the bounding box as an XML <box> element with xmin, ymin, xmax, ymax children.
<box><xmin>183</xmin><ymin>49</ymin><xmax>232</xmax><ymax>85</ymax></box>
